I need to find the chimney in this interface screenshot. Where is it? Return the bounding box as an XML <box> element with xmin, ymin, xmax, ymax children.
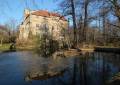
<box><xmin>24</xmin><ymin>9</ymin><xmax>30</xmax><ymax>17</ymax></box>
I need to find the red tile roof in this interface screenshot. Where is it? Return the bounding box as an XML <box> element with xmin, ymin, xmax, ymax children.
<box><xmin>31</xmin><ymin>10</ymin><xmax>67</xmax><ymax>21</ymax></box>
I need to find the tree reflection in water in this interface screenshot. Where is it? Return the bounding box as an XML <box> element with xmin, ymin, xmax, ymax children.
<box><xmin>24</xmin><ymin>54</ymin><xmax>69</xmax><ymax>82</ymax></box>
<box><xmin>24</xmin><ymin>52</ymin><xmax>120</xmax><ymax>85</ymax></box>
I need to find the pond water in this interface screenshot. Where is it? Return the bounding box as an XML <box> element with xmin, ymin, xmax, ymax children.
<box><xmin>0</xmin><ymin>51</ymin><xmax>120</xmax><ymax>85</ymax></box>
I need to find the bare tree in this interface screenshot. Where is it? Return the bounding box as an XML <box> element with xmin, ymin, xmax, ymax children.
<box><xmin>109</xmin><ymin>0</ymin><xmax>120</xmax><ymax>22</ymax></box>
<box><xmin>4</xmin><ymin>19</ymin><xmax>17</xmax><ymax>43</ymax></box>
<box><xmin>70</xmin><ymin>0</ymin><xmax>77</xmax><ymax>47</ymax></box>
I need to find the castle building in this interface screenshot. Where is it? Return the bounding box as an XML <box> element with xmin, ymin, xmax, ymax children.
<box><xmin>18</xmin><ymin>9</ymin><xmax>68</xmax><ymax>41</ymax></box>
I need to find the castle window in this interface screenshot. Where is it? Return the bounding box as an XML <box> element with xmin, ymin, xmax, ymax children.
<box><xmin>36</xmin><ymin>24</ymin><xmax>39</xmax><ymax>28</ymax></box>
<box><xmin>52</xmin><ymin>26</ymin><xmax>54</xmax><ymax>30</ymax></box>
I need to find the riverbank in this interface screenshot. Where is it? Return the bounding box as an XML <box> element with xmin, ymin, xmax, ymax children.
<box><xmin>78</xmin><ymin>46</ymin><xmax>120</xmax><ymax>54</ymax></box>
<box><xmin>0</xmin><ymin>44</ymin><xmax>32</xmax><ymax>53</ymax></box>
<box><xmin>1</xmin><ymin>44</ymin><xmax>120</xmax><ymax>54</ymax></box>
<box><xmin>16</xmin><ymin>46</ymin><xmax>34</xmax><ymax>51</ymax></box>
<box><xmin>94</xmin><ymin>46</ymin><xmax>120</xmax><ymax>53</ymax></box>
<box><xmin>0</xmin><ymin>44</ymin><xmax>11</xmax><ymax>52</ymax></box>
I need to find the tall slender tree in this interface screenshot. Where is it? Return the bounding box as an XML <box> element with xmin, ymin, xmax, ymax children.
<box><xmin>70</xmin><ymin>0</ymin><xmax>77</xmax><ymax>47</ymax></box>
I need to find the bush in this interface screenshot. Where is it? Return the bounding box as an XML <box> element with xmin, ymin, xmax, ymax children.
<box><xmin>35</xmin><ymin>35</ymin><xmax>59</xmax><ymax>57</ymax></box>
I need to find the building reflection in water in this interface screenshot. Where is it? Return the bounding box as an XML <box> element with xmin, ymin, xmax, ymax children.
<box><xmin>24</xmin><ymin>52</ymin><xmax>120</xmax><ymax>85</ymax></box>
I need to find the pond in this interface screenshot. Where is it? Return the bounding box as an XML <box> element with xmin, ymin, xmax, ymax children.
<box><xmin>0</xmin><ymin>51</ymin><xmax>120</xmax><ymax>85</ymax></box>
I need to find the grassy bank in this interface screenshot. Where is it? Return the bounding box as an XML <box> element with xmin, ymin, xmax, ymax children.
<box><xmin>1</xmin><ymin>43</ymin><xmax>120</xmax><ymax>54</ymax></box>
<box><xmin>0</xmin><ymin>44</ymin><xmax>34</xmax><ymax>52</ymax></box>
<box><xmin>0</xmin><ymin>44</ymin><xmax>11</xmax><ymax>52</ymax></box>
<box><xmin>16</xmin><ymin>46</ymin><xmax>35</xmax><ymax>51</ymax></box>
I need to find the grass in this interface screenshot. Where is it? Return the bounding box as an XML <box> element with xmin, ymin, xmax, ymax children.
<box><xmin>0</xmin><ymin>44</ymin><xmax>11</xmax><ymax>52</ymax></box>
<box><xmin>0</xmin><ymin>44</ymin><xmax>34</xmax><ymax>52</ymax></box>
<box><xmin>16</xmin><ymin>45</ymin><xmax>35</xmax><ymax>51</ymax></box>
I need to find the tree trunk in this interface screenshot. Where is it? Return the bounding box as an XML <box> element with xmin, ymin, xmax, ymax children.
<box><xmin>103</xmin><ymin>15</ymin><xmax>106</xmax><ymax>45</ymax></box>
<box><xmin>70</xmin><ymin>0</ymin><xmax>77</xmax><ymax>47</ymax></box>
<box><xmin>83</xmin><ymin>0</ymin><xmax>88</xmax><ymax>42</ymax></box>
<box><xmin>0</xmin><ymin>38</ymin><xmax>3</xmax><ymax>46</ymax></box>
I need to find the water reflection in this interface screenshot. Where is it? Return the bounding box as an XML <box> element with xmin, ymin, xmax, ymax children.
<box><xmin>0</xmin><ymin>51</ymin><xmax>120</xmax><ymax>85</ymax></box>
<box><xmin>24</xmin><ymin>55</ymin><xmax>68</xmax><ymax>81</ymax></box>
<box><xmin>20</xmin><ymin>52</ymin><xmax>67</xmax><ymax>81</ymax></box>
<box><xmin>25</xmin><ymin>69</ymin><xmax>66</xmax><ymax>81</ymax></box>
<box><xmin>71</xmin><ymin>52</ymin><xmax>120</xmax><ymax>85</ymax></box>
